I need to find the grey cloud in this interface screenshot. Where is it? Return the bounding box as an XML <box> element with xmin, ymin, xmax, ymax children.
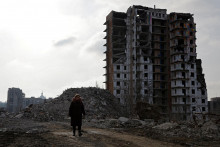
<box><xmin>54</xmin><ymin>36</ymin><xmax>76</xmax><ymax>47</ymax></box>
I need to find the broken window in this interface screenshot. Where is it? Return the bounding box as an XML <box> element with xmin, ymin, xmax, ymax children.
<box><xmin>117</xmin><ymin>65</ymin><xmax>120</xmax><ymax>70</ymax></box>
<box><xmin>144</xmin><ymin>89</ymin><xmax>148</xmax><ymax>94</ymax></box>
<box><xmin>144</xmin><ymin>73</ymin><xmax>148</xmax><ymax>78</ymax></box>
<box><xmin>190</xmin><ymin>40</ymin><xmax>193</xmax><ymax>44</ymax></box>
<box><xmin>144</xmin><ymin>81</ymin><xmax>148</xmax><ymax>86</ymax></box>
<box><xmin>202</xmin><ymin>99</ymin><xmax>205</xmax><ymax>103</ymax></box>
<box><xmin>124</xmin><ymin>66</ymin><xmax>126</xmax><ymax>70</ymax></box>
<box><xmin>191</xmin><ymin>72</ymin><xmax>194</xmax><ymax>77</ymax></box>
<box><xmin>182</xmin><ymin>89</ymin><xmax>186</xmax><ymax>94</ymax></box>
<box><xmin>178</xmin><ymin>39</ymin><xmax>184</xmax><ymax>45</ymax></box>
<box><xmin>182</xmin><ymin>72</ymin><xmax>185</xmax><ymax>77</ymax></box>
<box><xmin>182</xmin><ymin>80</ymin><xmax>185</xmax><ymax>86</ymax></box>
<box><xmin>124</xmin><ymin>74</ymin><xmax>127</xmax><ymax>78</ymax></box>
<box><xmin>182</xmin><ymin>98</ymin><xmax>186</xmax><ymax>102</ymax></box>
<box><xmin>192</xmin><ymin>98</ymin><xmax>195</xmax><ymax>102</ymax></box>
<box><xmin>190</xmin><ymin>48</ymin><xmax>193</xmax><ymax>52</ymax></box>
<box><xmin>117</xmin><ymin>73</ymin><xmax>120</xmax><ymax>78</ymax></box>
<box><xmin>181</xmin><ymin>64</ymin><xmax>185</xmax><ymax>68</ymax></box>
<box><xmin>144</xmin><ymin>65</ymin><xmax>148</xmax><ymax>69</ymax></box>
<box><xmin>192</xmin><ymin>89</ymin><xmax>195</xmax><ymax>94</ymax></box>
<box><xmin>202</xmin><ymin>90</ymin><xmax>205</xmax><ymax>95</ymax></box>
<box><xmin>202</xmin><ymin>107</ymin><xmax>206</xmax><ymax>111</ymax></box>
<box><xmin>116</xmin><ymin>90</ymin><xmax>120</xmax><ymax>94</ymax></box>
<box><xmin>180</xmin><ymin>23</ymin><xmax>184</xmax><ymax>27</ymax></box>
<box><xmin>191</xmin><ymin>81</ymin><xmax>195</xmax><ymax>85</ymax></box>
<box><xmin>191</xmin><ymin>64</ymin><xmax>194</xmax><ymax>69</ymax></box>
<box><xmin>192</xmin><ymin>107</ymin><xmax>196</xmax><ymax>111</ymax></box>
<box><xmin>117</xmin><ymin>81</ymin><xmax>120</xmax><ymax>86</ymax></box>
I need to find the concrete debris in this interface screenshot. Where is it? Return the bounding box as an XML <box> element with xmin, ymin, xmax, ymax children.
<box><xmin>201</xmin><ymin>121</ymin><xmax>219</xmax><ymax>133</ymax></box>
<box><xmin>135</xmin><ymin>101</ymin><xmax>161</xmax><ymax>121</ymax></box>
<box><xmin>118</xmin><ymin>117</ymin><xmax>129</xmax><ymax>123</ymax></box>
<box><xmin>14</xmin><ymin>114</ymin><xmax>24</xmax><ymax>119</ymax></box>
<box><xmin>153</xmin><ymin>122</ymin><xmax>178</xmax><ymax>130</ymax></box>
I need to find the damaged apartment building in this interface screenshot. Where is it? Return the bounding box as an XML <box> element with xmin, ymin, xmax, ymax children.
<box><xmin>103</xmin><ymin>5</ymin><xmax>208</xmax><ymax>120</ymax></box>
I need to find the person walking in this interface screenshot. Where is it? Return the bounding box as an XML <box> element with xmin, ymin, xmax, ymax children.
<box><xmin>69</xmin><ymin>94</ymin><xmax>85</xmax><ymax>136</ymax></box>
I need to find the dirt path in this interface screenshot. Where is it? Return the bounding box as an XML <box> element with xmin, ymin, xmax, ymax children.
<box><xmin>41</xmin><ymin>122</ymin><xmax>182</xmax><ymax>147</ymax></box>
<box><xmin>0</xmin><ymin>119</ymin><xmax>183</xmax><ymax>147</ymax></box>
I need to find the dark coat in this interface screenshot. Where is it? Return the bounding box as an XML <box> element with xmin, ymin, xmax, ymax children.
<box><xmin>69</xmin><ymin>99</ymin><xmax>85</xmax><ymax>126</ymax></box>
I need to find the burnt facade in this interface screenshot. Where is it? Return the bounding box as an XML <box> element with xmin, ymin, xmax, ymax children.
<box><xmin>104</xmin><ymin>5</ymin><xmax>208</xmax><ymax>120</ymax></box>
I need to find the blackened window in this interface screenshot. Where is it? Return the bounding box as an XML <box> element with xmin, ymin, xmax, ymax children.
<box><xmin>192</xmin><ymin>89</ymin><xmax>195</xmax><ymax>94</ymax></box>
<box><xmin>182</xmin><ymin>89</ymin><xmax>186</xmax><ymax>94</ymax></box>
<box><xmin>144</xmin><ymin>81</ymin><xmax>148</xmax><ymax>86</ymax></box>
<box><xmin>124</xmin><ymin>66</ymin><xmax>126</xmax><ymax>70</ymax></box>
<box><xmin>182</xmin><ymin>98</ymin><xmax>186</xmax><ymax>102</ymax></box>
<box><xmin>117</xmin><ymin>65</ymin><xmax>120</xmax><ymax>70</ymax></box>
<box><xmin>190</xmin><ymin>32</ymin><xmax>193</xmax><ymax>36</ymax></box>
<box><xmin>144</xmin><ymin>65</ymin><xmax>148</xmax><ymax>69</ymax></box>
<box><xmin>181</xmin><ymin>64</ymin><xmax>185</xmax><ymax>68</ymax></box>
<box><xmin>124</xmin><ymin>74</ymin><xmax>127</xmax><ymax>78</ymax></box>
<box><xmin>191</xmin><ymin>81</ymin><xmax>195</xmax><ymax>85</ymax></box>
<box><xmin>192</xmin><ymin>107</ymin><xmax>196</xmax><ymax>111</ymax></box>
<box><xmin>181</xmin><ymin>55</ymin><xmax>184</xmax><ymax>60</ymax></box>
<box><xmin>202</xmin><ymin>99</ymin><xmax>205</xmax><ymax>103</ymax></box>
<box><xmin>190</xmin><ymin>40</ymin><xmax>193</xmax><ymax>44</ymax></box>
<box><xmin>117</xmin><ymin>73</ymin><xmax>120</xmax><ymax>78</ymax></box>
<box><xmin>144</xmin><ymin>89</ymin><xmax>148</xmax><ymax>94</ymax></box>
<box><xmin>191</xmin><ymin>72</ymin><xmax>194</xmax><ymax>77</ymax></box>
<box><xmin>202</xmin><ymin>90</ymin><xmax>205</xmax><ymax>95</ymax></box>
<box><xmin>180</xmin><ymin>23</ymin><xmax>184</xmax><ymax>27</ymax></box>
<box><xmin>190</xmin><ymin>48</ymin><xmax>193</xmax><ymax>52</ymax></box>
<box><xmin>202</xmin><ymin>107</ymin><xmax>206</xmax><ymax>111</ymax></box>
<box><xmin>117</xmin><ymin>81</ymin><xmax>120</xmax><ymax>86</ymax></box>
<box><xmin>191</xmin><ymin>64</ymin><xmax>194</xmax><ymax>69</ymax></box>
<box><xmin>182</xmin><ymin>80</ymin><xmax>185</xmax><ymax>86</ymax></box>
<box><xmin>144</xmin><ymin>73</ymin><xmax>148</xmax><ymax>77</ymax></box>
<box><xmin>192</xmin><ymin>98</ymin><xmax>195</xmax><ymax>102</ymax></box>
<box><xmin>182</xmin><ymin>72</ymin><xmax>185</xmax><ymax>77</ymax></box>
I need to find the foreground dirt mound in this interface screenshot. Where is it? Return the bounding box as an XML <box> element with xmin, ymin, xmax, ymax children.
<box><xmin>25</xmin><ymin>87</ymin><xmax>124</xmax><ymax>121</ymax></box>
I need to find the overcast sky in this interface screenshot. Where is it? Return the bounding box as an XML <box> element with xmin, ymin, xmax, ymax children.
<box><xmin>0</xmin><ymin>0</ymin><xmax>219</xmax><ymax>102</ymax></box>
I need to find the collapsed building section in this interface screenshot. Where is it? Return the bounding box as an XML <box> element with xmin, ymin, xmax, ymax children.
<box><xmin>104</xmin><ymin>5</ymin><xmax>208</xmax><ymax>120</ymax></box>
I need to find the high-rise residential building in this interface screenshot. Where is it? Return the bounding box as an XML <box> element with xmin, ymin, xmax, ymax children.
<box><xmin>7</xmin><ymin>88</ymin><xmax>25</xmax><ymax>113</ymax></box>
<box><xmin>104</xmin><ymin>5</ymin><xmax>208</xmax><ymax>120</ymax></box>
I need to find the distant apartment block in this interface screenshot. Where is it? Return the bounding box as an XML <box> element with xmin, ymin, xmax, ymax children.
<box><xmin>7</xmin><ymin>88</ymin><xmax>24</xmax><ymax>113</ymax></box>
<box><xmin>209</xmin><ymin>97</ymin><xmax>220</xmax><ymax>115</ymax></box>
<box><xmin>104</xmin><ymin>5</ymin><xmax>208</xmax><ymax>120</ymax></box>
<box><xmin>7</xmin><ymin>88</ymin><xmax>47</xmax><ymax>112</ymax></box>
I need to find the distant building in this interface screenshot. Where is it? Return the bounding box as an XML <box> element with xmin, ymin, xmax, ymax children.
<box><xmin>0</xmin><ymin>101</ymin><xmax>6</xmax><ymax>108</ymax></box>
<box><xmin>39</xmin><ymin>92</ymin><xmax>46</xmax><ymax>99</ymax></box>
<box><xmin>208</xmin><ymin>97</ymin><xmax>220</xmax><ymax>115</ymax></box>
<box><xmin>22</xmin><ymin>97</ymin><xmax>45</xmax><ymax>108</ymax></box>
<box><xmin>22</xmin><ymin>92</ymin><xmax>46</xmax><ymax>108</ymax></box>
<box><xmin>7</xmin><ymin>88</ymin><xmax>24</xmax><ymax>113</ymax></box>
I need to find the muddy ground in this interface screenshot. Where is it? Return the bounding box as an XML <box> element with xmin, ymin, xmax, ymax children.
<box><xmin>0</xmin><ymin>118</ymin><xmax>219</xmax><ymax>147</ymax></box>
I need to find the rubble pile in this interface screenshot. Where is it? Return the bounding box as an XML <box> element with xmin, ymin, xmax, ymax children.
<box><xmin>24</xmin><ymin>87</ymin><xmax>124</xmax><ymax>121</ymax></box>
<box><xmin>131</xmin><ymin>120</ymin><xmax>220</xmax><ymax>146</ymax></box>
